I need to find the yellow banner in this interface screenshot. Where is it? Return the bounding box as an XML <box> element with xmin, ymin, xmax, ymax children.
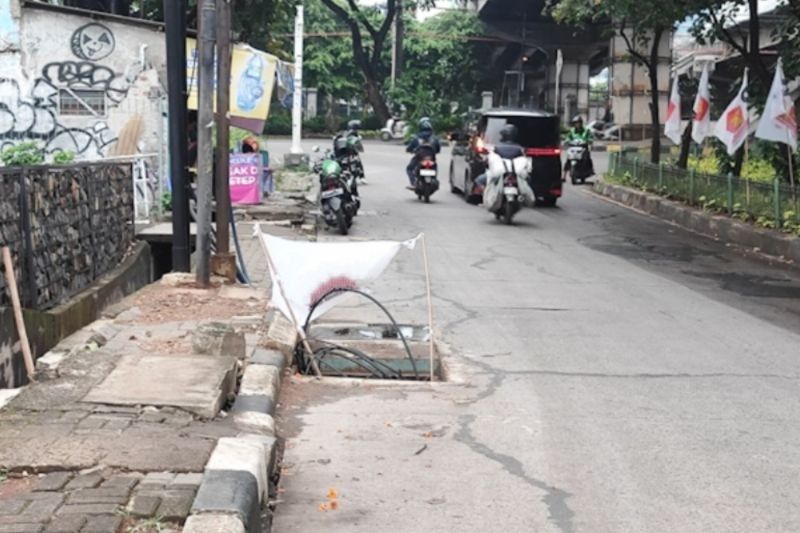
<box><xmin>186</xmin><ymin>39</ymin><xmax>277</xmax><ymax>123</ymax></box>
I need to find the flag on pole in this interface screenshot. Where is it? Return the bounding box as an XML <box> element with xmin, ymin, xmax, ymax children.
<box><xmin>714</xmin><ymin>69</ymin><xmax>749</xmax><ymax>156</ymax></box>
<box><xmin>665</xmin><ymin>78</ymin><xmax>682</xmax><ymax>145</ymax></box>
<box><xmin>755</xmin><ymin>59</ymin><xmax>798</xmax><ymax>152</ymax></box>
<box><xmin>692</xmin><ymin>64</ymin><xmax>711</xmax><ymax>144</ymax></box>
<box><xmin>256</xmin><ymin>229</ymin><xmax>420</xmax><ymax>327</ymax></box>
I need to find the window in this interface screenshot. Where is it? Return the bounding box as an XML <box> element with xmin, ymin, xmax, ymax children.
<box><xmin>58</xmin><ymin>89</ymin><xmax>106</xmax><ymax>116</ymax></box>
<box><xmin>483</xmin><ymin>116</ymin><xmax>561</xmax><ymax>148</ymax></box>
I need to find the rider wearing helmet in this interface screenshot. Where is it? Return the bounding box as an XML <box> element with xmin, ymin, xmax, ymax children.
<box><xmin>405</xmin><ymin>117</ymin><xmax>441</xmax><ymax>189</ymax></box>
<box><xmin>474</xmin><ymin>124</ymin><xmax>525</xmax><ymax>190</ymax></box>
<box><xmin>563</xmin><ymin>115</ymin><xmax>594</xmax><ymax>180</ymax></box>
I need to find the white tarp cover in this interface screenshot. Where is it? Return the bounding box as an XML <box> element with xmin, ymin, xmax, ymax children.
<box><xmin>257</xmin><ymin>230</ymin><xmax>419</xmax><ymax>328</ymax></box>
<box><xmin>483</xmin><ymin>153</ymin><xmax>535</xmax><ymax>211</ymax></box>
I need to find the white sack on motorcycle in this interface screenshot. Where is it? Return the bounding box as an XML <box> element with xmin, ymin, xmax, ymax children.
<box><xmin>257</xmin><ymin>229</ymin><xmax>420</xmax><ymax>328</ymax></box>
<box><xmin>483</xmin><ymin>153</ymin><xmax>535</xmax><ymax>211</ymax></box>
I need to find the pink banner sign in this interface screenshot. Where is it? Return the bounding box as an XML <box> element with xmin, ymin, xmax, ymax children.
<box><xmin>229</xmin><ymin>153</ymin><xmax>262</xmax><ymax>205</ymax></box>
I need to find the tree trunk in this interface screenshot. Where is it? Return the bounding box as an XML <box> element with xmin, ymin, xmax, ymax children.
<box><xmin>647</xmin><ymin>28</ymin><xmax>664</xmax><ymax>164</ymax></box>
<box><xmin>676</xmin><ymin>121</ymin><xmax>692</xmax><ymax>169</ymax></box>
<box><xmin>365</xmin><ymin>78</ymin><xmax>391</xmax><ymax>123</ymax></box>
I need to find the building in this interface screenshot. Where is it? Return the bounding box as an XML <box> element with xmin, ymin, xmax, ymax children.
<box><xmin>0</xmin><ymin>0</ymin><xmax>168</xmax><ymax>162</ymax></box>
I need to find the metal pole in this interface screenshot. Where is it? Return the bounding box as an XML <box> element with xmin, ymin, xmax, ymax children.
<box><xmin>196</xmin><ymin>0</ymin><xmax>216</xmax><ymax>286</ymax></box>
<box><xmin>212</xmin><ymin>0</ymin><xmax>236</xmax><ymax>281</ymax></box>
<box><xmin>774</xmin><ymin>176</ymin><xmax>782</xmax><ymax>225</ymax></box>
<box><xmin>290</xmin><ymin>5</ymin><xmax>304</xmax><ymax>154</ymax></box>
<box><xmin>726</xmin><ymin>172</ymin><xmax>734</xmax><ymax>214</ymax></box>
<box><xmin>164</xmin><ymin>0</ymin><xmax>190</xmax><ymax>272</ymax></box>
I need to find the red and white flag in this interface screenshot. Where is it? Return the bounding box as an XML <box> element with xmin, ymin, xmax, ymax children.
<box><xmin>257</xmin><ymin>229</ymin><xmax>420</xmax><ymax>327</ymax></box>
<box><xmin>692</xmin><ymin>64</ymin><xmax>711</xmax><ymax>144</ymax></box>
<box><xmin>755</xmin><ymin>59</ymin><xmax>797</xmax><ymax>152</ymax></box>
<box><xmin>714</xmin><ymin>69</ymin><xmax>749</xmax><ymax>156</ymax></box>
<box><xmin>664</xmin><ymin>78</ymin><xmax>682</xmax><ymax>145</ymax></box>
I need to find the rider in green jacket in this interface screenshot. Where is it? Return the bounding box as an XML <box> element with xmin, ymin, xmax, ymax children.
<box><xmin>563</xmin><ymin>116</ymin><xmax>594</xmax><ymax>181</ymax></box>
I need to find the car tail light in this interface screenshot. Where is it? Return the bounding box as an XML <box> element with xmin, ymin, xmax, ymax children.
<box><xmin>549</xmin><ymin>188</ymin><xmax>562</xmax><ymax>197</ymax></box>
<box><xmin>422</xmin><ymin>159</ymin><xmax>434</xmax><ymax>168</ymax></box>
<box><xmin>475</xmin><ymin>138</ymin><xmax>491</xmax><ymax>154</ymax></box>
<box><xmin>527</xmin><ymin>147</ymin><xmax>561</xmax><ymax>157</ymax></box>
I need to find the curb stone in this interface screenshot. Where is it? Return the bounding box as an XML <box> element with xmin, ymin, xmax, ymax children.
<box><xmin>188</xmin><ymin>347</ymin><xmax>286</xmax><ymax>531</ymax></box>
<box><xmin>593</xmin><ymin>181</ymin><xmax>800</xmax><ymax>265</ymax></box>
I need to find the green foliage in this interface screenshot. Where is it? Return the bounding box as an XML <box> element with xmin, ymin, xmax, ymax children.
<box><xmin>741</xmin><ymin>157</ymin><xmax>776</xmax><ymax>183</ymax></box>
<box><xmin>161</xmin><ymin>192</ymin><xmax>172</xmax><ymax>213</ymax></box>
<box><xmin>52</xmin><ymin>151</ymin><xmax>75</xmax><ymax>165</ymax></box>
<box><xmin>782</xmin><ymin>210</ymin><xmax>800</xmax><ymax>235</ymax></box>
<box><xmin>265</xmin><ymin>110</ymin><xmax>292</xmax><ymax>135</ymax></box>
<box><xmin>1</xmin><ymin>142</ymin><xmax>44</xmax><ymax>167</ymax></box>
<box><xmin>687</xmin><ymin>154</ymin><xmax>720</xmax><ymax>176</ymax></box>
<box><xmin>390</xmin><ymin>11</ymin><xmax>492</xmax><ymax>124</ymax></box>
<box><xmin>755</xmin><ymin>215</ymin><xmax>777</xmax><ymax>229</ymax></box>
<box><xmin>304</xmin><ymin>116</ymin><xmax>328</xmax><ymax>134</ymax></box>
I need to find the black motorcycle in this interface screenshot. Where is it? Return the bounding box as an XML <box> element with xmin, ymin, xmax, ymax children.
<box><xmin>412</xmin><ymin>144</ymin><xmax>439</xmax><ymax>203</ymax></box>
<box><xmin>313</xmin><ymin>149</ymin><xmax>358</xmax><ymax>235</ymax></box>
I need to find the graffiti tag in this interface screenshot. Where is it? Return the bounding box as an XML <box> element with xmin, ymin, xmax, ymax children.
<box><xmin>70</xmin><ymin>23</ymin><xmax>115</xmax><ymax>61</ymax></box>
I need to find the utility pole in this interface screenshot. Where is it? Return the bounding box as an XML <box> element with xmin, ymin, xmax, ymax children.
<box><xmin>164</xmin><ymin>0</ymin><xmax>190</xmax><ymax>272</ymax></box>
<box><xmin>290</xmin><ymin>5</ymin><xmax>304</xmax><ymax>154</ymax></box>
<box><xmin>212</xmin><ymin>0</ymin><xmax>236</xmax><ymax>281</ymax></box>
<box><xmin>196</xmin><ymin>0</ymin><xmax>216</xmax><ymax>286</ymax></box>
<box><xmin>395</xmin><ymin>0</ymin><xmax>404</xmax><ymax>80</ymax></box>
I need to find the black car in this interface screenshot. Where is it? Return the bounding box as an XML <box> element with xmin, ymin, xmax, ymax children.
<box><xmin>449</xmin><ymin>108</ymin><xmax>563</xmax><ymax>206</ymax></box>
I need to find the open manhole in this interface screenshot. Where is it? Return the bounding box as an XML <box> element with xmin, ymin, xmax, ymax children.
<box><xmin>297</xmin><ymin>323</ymin><xmax>441</xmax><ymax>381</ymax></box>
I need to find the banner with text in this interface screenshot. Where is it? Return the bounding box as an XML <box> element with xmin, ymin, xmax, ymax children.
<box><xmin>230</xmin><ymin>153</ymin><xmax>262</xmax><ymax>205</ymax></box>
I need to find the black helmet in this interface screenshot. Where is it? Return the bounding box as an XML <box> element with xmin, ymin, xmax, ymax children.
<box><xmin>500</xmin><ymin>124</ymin><xmax>518</xmax><ymax>143</ymax></box>
<box><xmin>571</xmin><ymin>115</ymin><xmax>584</xmax><ymax>125</ymax></box>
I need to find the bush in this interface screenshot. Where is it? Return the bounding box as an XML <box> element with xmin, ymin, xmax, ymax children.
<box><xmin>52</xmin><ymin>151</ymin><xmax>75</xmax><ymax>165</ymax></box>
<box><xmin>265</xmin><ymin>111</ymin><xmax>292</xmax><ymax>135</ymax></box>
<box><xmin>1</xmin><ymin>142</ymin><xmax>44</xmax><ymax>166</ymax></box>
<box><xmin>303</xmin><ymin>116</ymin><xmax>328</xmax><ymax>134</ymax></box>
<box><xmin>361</xmin><ymin>113</ymin><xmax>383</xmax><ymax>131</ymax></box>
<box><xmin>741</xmin><ymin>157</ymin><xmax>775</xmax><ymax>183</ymax></box>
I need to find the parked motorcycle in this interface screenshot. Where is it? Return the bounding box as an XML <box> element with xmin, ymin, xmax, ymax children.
<box><xmin>412</xmin><ymin>143</ymin><xmax>439</xmax><ymax>203</ymax></box>
<box><xmin>565</xmin><ymin>140</ymin><xmax>593</xmax><ymax>185</ymax></box>
<box><xmin>380</xmin><ymin>117</ymin><xmax>409</xmax><ymax>142</ymax></box>
<box><xmin>313</xmin><ymin>148</ymin><xmax>358</xmax><ymax>235</ymax></box>
<box><xmin>334</xmin><ymin>125</ymin><xmax>366</xmax><ymax>184</ymax></box>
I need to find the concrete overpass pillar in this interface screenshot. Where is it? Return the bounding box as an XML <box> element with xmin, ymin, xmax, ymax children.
<box><xmin>546</xmin><ymin>60</ymin><xmax>589</xmax><ymax>127</ymax></box>
<box><xmin>609</xmin><ymin>29</ymin><xmax>672</xmax><ymax>140</ymax></box>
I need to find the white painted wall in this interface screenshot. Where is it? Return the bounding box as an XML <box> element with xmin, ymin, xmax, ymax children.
<box><xmin>0</xmin><ymin>2</ymin><xmax>168</xmax><ymax>160</ymax></box>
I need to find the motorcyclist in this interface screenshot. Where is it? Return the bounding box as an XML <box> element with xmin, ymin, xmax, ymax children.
<box><xmin>405</xmin><ymin>117</ymin><xmax>441</xmax><ymax>190</ymax></box>
<box><xmin>473</xmin><ymin>124</ymin><xmax>525</xmax><ymax>190</ymax></box>
<box><xmin>563</xmin><ymin>115</ymin><xmax>594</xmax><ymax>181</ymax></box>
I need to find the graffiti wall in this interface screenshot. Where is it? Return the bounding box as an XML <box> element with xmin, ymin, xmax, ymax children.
<box><xmin>0</xmin><ymin>4</ymin><xmax>167</xmax><ymax>160</ymax></box>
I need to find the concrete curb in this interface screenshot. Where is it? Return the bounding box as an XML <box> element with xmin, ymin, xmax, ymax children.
<box><xmin>187</xmin><ymin>347</ymin><xmax>287</xmax><ymax>532</ymax></box>
<box><xmin>593</xmin><ymin>181</ymin><xmax>800</xmax><ymax>265</ymax></box>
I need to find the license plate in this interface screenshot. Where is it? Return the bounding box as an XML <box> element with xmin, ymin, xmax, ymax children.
<box><xmin>420</xmin><ymin>169</ymin><xmax>437</xmax><ymax>177</ymax></box>
<box><xmin>504</xmin><ymin>187</ymin><xmax>519</xmax><ymax>195</ymax></box>
<box><xmin>321</xmin><ymin>188</ymin><xmax>343</xmax><ymax>199</ymax></box>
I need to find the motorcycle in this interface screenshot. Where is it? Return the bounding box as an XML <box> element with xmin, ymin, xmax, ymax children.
<box><xmin>412</xmin><ymin>144</ymin><xmax>439</xmax><ymax>203</ymax></box>
<box><xmin>483</xmin><ymin>153</ymin><xmax>534</xmax><ymax>225</ymax></box>
<box><xmin>565</xmin><ymin>139</ymin><xmax>593</xmax><ymax>185</ymax></box>
<box><xmin>334</xmin><ymin>131</ymin><xmax>366</xmax><ymax>185</ymax></box>
<box><xmin>380</xmin><ymin>117</ymin><xmax>409</xmax><ymax>142</ymax></box>
<box><xmin>313</xmin><ymin>148</ymin><xmax>358</xmax><ymax>235</ymax></box>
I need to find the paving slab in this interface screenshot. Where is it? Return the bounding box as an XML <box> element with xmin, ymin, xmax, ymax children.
<box><xmin>82</xmin><ymin>354</ymin><xmax>238</xmax><ymax>418</ymax></box>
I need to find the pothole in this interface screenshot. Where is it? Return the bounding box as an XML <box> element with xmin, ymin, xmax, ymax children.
<box><xmin>299</xmin><ymin>323</ymin><xmax>442</xmax><ymax>381</ymax></box>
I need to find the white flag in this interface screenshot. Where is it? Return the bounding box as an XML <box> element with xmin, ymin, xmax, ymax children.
<box><xmin>257</xmin><ymin>230</ymin><xmax>419</xmax><ymax>328</ymax></box>
<box><xmin>665</xmin><ymin>78</ymin><xmax>682</xmax><ymax>145</ymax></box>
<box><xmin>714</xmin><ymin>70</ymin><xmax>749</xmax><ymax>156</ymax></box>
<box><xmin>692</xmin><ymin>64</ymin><xmax>711</xmax><ymax>144</ymax></box>
<box><xmin>755</xmin><ymin>59</ymin><xmax>798</xmax><ymax>152</ymax></box>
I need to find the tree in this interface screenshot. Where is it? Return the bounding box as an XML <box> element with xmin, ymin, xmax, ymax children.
<box><xmin>552</xmin><ymin>0</ymin><xmax>686</xmax><ymax>163</ymax></box>
<box><xmin>390</xmin><ymin>10</ymin><xmax>495</xmax><ymax>124</ymax></box>
<box><xmin>317</xmin><ymin>0</ymin><xmax>397</xmax><ymax>122</ymax></box>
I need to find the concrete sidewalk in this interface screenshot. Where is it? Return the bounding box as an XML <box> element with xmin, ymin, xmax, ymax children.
<box><xmin>0</xmin><ymin>276</ymin><xmax>278</xmax><ymax>533</ymax></box>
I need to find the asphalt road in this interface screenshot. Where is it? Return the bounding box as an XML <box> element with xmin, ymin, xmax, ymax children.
<box><xmin>269</xmin><ymin>138</ymin><xmax>800</xmax><ymax>533</ymax></box>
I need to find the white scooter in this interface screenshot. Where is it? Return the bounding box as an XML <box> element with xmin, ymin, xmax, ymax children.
<box><xmin>380</xmin><ymin>118</ymin><xmax>409</xmax><ymax>142</ymax></box>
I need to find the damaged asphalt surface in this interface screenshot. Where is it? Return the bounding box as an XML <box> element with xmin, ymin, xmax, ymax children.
<box><xmin>268</xmin><ymin>140</ymin><xmax>800</xmax><ymax>532</ymax></box>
